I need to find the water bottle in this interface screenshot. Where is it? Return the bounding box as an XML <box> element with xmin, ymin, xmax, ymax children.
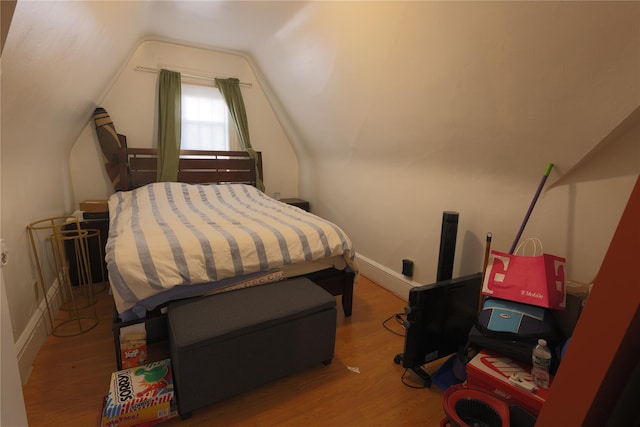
<box><xmin>531</xmin><ymin>339</ymin><xmax>551</xmax><ymax>389</ymax></box>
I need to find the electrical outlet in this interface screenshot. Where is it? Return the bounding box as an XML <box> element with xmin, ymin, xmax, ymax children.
<box><xmin>402</xmin><ymin>259</ymin><xmax>414</xmax><ymax>277</ymax></box>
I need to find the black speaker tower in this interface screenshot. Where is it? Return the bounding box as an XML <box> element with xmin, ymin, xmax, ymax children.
<box><xmin>436</xmin><ymin>211</ymin><xmax>458</xmax><ymax>282</ymax></box>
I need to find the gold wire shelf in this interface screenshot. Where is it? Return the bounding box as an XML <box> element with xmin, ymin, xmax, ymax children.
<box><xmin>27</xmin><ymin>216</ymin><xmax>99</xmax><ymax>337</ymax></box>
<box><xmin>87</xmin><ymin>227</ymin><xmax>109</xmax><ymax>295</ymax></box>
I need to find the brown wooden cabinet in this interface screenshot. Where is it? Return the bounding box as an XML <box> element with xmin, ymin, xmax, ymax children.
<box><xmin>537</xmin><ymin>176</ymin><xmax>640</xmax><ymax>426</ymax></box>
<box><xmin>280</xmin><ymin>198</ymin><xmax>310</xmax><ymax>212</ymax></box>
<box><xmin>63</xmin><ymin>217</ymin><xmax>109</xmax><ymax>285</ymax></box>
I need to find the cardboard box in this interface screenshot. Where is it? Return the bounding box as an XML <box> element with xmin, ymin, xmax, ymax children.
<box><xmin>80</xmin><ymin>200</ymin><xmax>109</xmax><ymax>213</ymax></box>
<box><xmin>101</xmin><ymin>359</ymin><xmax>177</xmax><ymax>427</ymax></box>
<box><xmin>466</xmin><ymin>349</ymin><xmax>552</xmax><ymax>416</ymax></box>
<box><xmin>120</xmin><ymin>324</ymin><xmax>147</xmax><ymax>369</ymax></box>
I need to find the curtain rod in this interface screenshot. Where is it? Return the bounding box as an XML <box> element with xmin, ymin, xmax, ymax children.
<box><xmin>135</xmin><ymin>66</ymin><xmax>252</xmax><ymax>88</ymax></box>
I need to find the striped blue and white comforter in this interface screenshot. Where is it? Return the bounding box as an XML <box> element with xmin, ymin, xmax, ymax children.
<box><xmin>106</xmin><ymin>183</ymin><xmax>356</xmax><ymax>315</ymax></box>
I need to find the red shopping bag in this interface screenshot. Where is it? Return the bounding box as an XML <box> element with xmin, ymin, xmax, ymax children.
<box><xmin>481</xmin><ymin>249</ymin><xmax>566</xmax><ymax>310</ymax></box>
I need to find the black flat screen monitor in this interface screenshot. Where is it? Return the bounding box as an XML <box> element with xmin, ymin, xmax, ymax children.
<box><xmin>401</xmin><ymin>272</ymin><xmax>483</xmax><ymax>371</ymax></box>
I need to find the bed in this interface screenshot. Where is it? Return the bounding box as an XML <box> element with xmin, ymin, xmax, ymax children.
<box><xmin>108</xmin><ymin>148</ymin><xmax>357</xmax><ymax>325</ymax></box>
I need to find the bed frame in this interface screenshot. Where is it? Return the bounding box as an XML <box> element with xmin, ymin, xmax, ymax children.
<box><xmin>118</xmin><ymin>148</ymin><xmax>264</xmax><ymax>190</ymax></box>
<box><xmin>116</xmin><ymin>147</ymin><xmax>354</xmax><ymax>314</ymax></box>
<box><xmin>112</xmin><ymin>147</ymin><xmax>355</xmax><ymax>368</ymax></box>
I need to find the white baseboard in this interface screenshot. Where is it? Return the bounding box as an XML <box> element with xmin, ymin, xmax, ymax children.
<box><xmin>15</xmin><ymin>280</ymin><xmax>61</xmax><ymax>384</ymax></box>
<box><xmin>356</xmin><ymin>254</ymin><xmax>421</xmax><ymax>302</ymax></box>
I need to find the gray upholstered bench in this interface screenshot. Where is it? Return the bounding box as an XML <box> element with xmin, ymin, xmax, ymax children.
<box><xmin>167</xmin><ymin>277</ymin><xmax>337</xmax><ymax>419</ymax></box>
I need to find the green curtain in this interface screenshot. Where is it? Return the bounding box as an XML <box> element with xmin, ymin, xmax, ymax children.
<box><xmin>215</xmin><ymin>77</ymin><xmax>265</xmax><ymax>192</ymax></box>
<box><xmin>157</xmin><ymin>69</ymin><xmax>182</xmax><ymax>182</ymax></box>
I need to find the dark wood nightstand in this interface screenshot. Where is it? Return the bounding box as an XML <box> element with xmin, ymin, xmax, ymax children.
<box><xmin>280</xmin><ymin>198</ymin><xmax>310</xmax><ymax>212</ymax></box>
<box><xmin>64</xmin><ymin>216</ymin><xmax>109</xmax><ymax>285</ymax></box>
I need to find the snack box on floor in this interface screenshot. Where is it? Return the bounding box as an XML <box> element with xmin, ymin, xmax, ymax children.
<box><xmin>101</xmin><ymin>359</ymin><xmax>177</xmax><ymax>427</ymax></box>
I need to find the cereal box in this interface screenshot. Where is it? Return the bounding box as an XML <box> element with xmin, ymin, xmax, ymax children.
<box><xmin>120</xmin><ymin>324</ymin><xmax>147</xmax><ymax>369</ymax></box>
<box><xmin>101</xmin><ymin>359</ymin><xmax>177</xmax><ymax>427</ymax></box>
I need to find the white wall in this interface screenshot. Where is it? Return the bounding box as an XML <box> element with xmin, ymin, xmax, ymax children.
<box><xmin>1</xmin><ymin>1</ymin><xmax>149</xmax><ymax>387</ymax></box>
<box><xmin>0</xmin><ymin>55</ymin><xmax>28</xmax><ymax>426</ymax></box>
<box><xmin>349</xmin><ymin>113</ymin><xmax>639</xmax><ymax>289</ymax></box>
<box><xmin>1</xmin><ymin>273</ymin><xmax>28</xmax><ymax>426</ymax></box>
<box><xmin>70</xmin><ymin>41</ymin><xmax>299</xmax><ymax>204</ymax></box>
<box><xmin>249</xmin><ymin>1</ymin><xmax>640</xmax><ymax>287</ymax></box>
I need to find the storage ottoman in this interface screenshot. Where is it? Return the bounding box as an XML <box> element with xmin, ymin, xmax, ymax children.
<box><xmin>167</xmin><ymin>278</ymin><xmax>337</xmax><ymax>418</ymax></box>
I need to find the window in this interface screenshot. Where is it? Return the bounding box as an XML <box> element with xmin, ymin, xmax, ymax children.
<box><xmin>181</xmin><ymin>83</ymin><xmax>237</xmax><ymax>150</ymax></box>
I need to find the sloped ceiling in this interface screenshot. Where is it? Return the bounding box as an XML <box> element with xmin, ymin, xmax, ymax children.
<box><xmin>3</xmin><ymin>1</ymin><xmax>638</xmax><ymax>185</ymax></box>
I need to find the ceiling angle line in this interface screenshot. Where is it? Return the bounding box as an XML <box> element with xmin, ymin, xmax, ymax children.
<box><xmin>134</xmin><ymin>66</ymin><xmax>252</xmax><ymax>88</ymax></box>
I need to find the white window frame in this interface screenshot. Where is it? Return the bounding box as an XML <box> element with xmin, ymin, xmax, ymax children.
<box><xmin>180</xmin><ymin>83</ymin><xmax>238</xmax><ymax>151</ymax></box>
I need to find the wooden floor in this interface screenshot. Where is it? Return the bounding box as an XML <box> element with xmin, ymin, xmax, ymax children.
<box><xmin>22</xmin><ymin>276</ymin><xmax>448</xmax><ymax>426</ymax></box>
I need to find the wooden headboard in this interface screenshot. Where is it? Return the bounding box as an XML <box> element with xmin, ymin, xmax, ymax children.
<box><xmin>118</xmin><ymin>148</ymin><xmax>263</xmax><ymax>190</ymax></box>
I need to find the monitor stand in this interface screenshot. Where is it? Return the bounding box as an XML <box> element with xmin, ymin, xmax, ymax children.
<box><xmin>393</xmin><ymin>352</ymin><xmax>433</xmax><ymax>388</ymax></box>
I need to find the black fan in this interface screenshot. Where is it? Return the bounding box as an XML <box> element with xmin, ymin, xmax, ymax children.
<box><xmin>455</xmin><ymin>398</ymin><xmax>503</xmax><ymax>427</ymax></box>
